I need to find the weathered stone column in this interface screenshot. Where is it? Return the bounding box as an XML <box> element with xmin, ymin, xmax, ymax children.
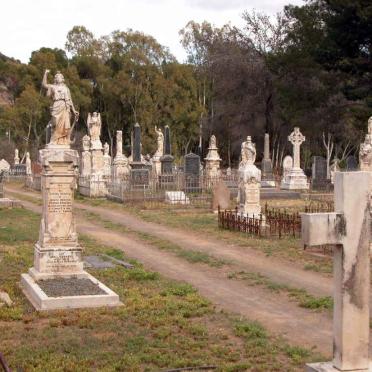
<box><xmin>261</xmin><ymin>133</ymin><xmax>275</xmax><ymax>188</ymax></box>
<box><xmin>130</xmin><ymin>123</ymin><xmax>149</xmax><ymax>187</ymax></box>
<box><xmin>302</xmin><ymin>172</ymin><xmax>371</xmax><ymax>371</ymax></box>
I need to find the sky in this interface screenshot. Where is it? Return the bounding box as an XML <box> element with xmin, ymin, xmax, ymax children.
<box><xmin>1</xmin><ymin>0</ymin><xmax>304</xmax><ymax>63</ymax></box>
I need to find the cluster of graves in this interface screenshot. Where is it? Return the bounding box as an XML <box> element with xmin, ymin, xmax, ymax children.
<box><xmin>3</xmin><ymin>69</ymin><xmax>372</xmax><ymax>371</ymax></box>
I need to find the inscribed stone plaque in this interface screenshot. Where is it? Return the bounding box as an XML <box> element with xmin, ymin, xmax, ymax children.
<box><xmin>185</xmin><ymin>153</ymin><xmax>200</xmax><ymax>176</ymax></box>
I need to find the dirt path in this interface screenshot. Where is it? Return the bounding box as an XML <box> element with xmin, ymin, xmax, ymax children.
<box><xmin>6</xmin><ymin>185</ymin><xmax>333</xmax><ymax>298</ymax></box>
<box><xmin>11</xmin><ymin>196</ymin><xmax>334</xmax><ymax>356</ymax></box>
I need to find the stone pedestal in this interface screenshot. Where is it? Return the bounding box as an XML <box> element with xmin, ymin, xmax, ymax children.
<box><xmin>281</xmin><ymin>167</ymin><xmax>309</xmax><ymax>190</ymax></box>
<box><xmin>21</xmin><ymin>147</ymin><xmax>121</xmax><ymax>310</ymax></box>
<box><xmin>80</xmin><ymin>151</ymin><xmax>91</xmax><ymax>177</ymax></box>
<box><xmin>306</xmin><ymin>362</ymin><xmax>372</xmax><ymax>371</ymax></box>
<box><xmin>238</xmin><ymin>163</ymin><xmax>262</xmax><ymax>217</ymax></box>
<box><xmin>152</xmin><ymin>156</ymin><xmax>161</xmax><ymax>176</ymax></box>
<box><xmin>204</xmin><ymin>135</ymin><xmax>221</xmax><ymax>182</ymax></box>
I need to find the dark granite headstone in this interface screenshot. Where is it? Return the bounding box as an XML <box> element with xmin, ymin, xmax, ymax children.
<box><xmin>0</xmin><ymin>171</ymin><xmax>4</xmax><ymax>198</ymax></box>
<box><xmin>184</xmin><ymin>153</ymin><xmax>200</xmax><ymax>193</ymax></box>
<box><xmin>346</xmin><ymin>155</ymin><xmax>358</xmax><ymax>171</ymax></box>
<box><xmin>133</xmin><ymin>123</ymin><xmax>141</xmax><ymax>163</ymax></box>
<box><xmin>311</xmin><ymin>156</ymin><xmax>329</xmax><ymax>190</ymax></box>
<box><xmin>185</xmin><ymin>153</ymin><xmax>200</xmax><ymax>176</ymax></box>
<box><xmin>161</xmin><ymin>125</ymin><xmax>174</xmax><ymax>174</ymax></box>
<box><xmin>130</xmin><ymin>123</ymin><xmax>149</xmax><ymax>187</ymax></box>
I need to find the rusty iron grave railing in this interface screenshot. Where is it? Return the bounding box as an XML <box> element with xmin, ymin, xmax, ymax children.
<box><xmin>218</xmin><ymin>201</ymin><xmax>334</xmax><ymax>239</ymax></box>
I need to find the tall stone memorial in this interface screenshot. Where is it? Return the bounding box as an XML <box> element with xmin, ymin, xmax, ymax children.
<box><xmin>281</xmin><ymin>127</ymin><xmax>309</xmax><ymax>190</ymax></box>
<box><xmin>160</xmin><ymin>125</ymin><xmax>174</xmax><ymax>174</ymax></box>
<box><xmin>302</xmin><ymin>172</ymin><xmax>371</xmax><ymax>372</ymax></box>
<box><xmin>130</xmin><ymin>123</ymin><xmax>149</xmax><ymax>187</ymax></box>
<box><xmin>238</xmin><ymin>136</ymin><xmax>262</xmax><ymax>217</ymax></box>
<box><xmin>359</xmin><ymin>116</ymin><xmax>372</xmax><ymax>173</ymax></box>
<box><xmin>261</xmin><ymin>133</ymin><xmax>275</xmax><ymax>188</ymax></box>
<box><xmin>204</xmin><ymin>135</ymin><xmax>221</xmax><ymax>182</ymax></box>
<box><xmin>112</xmin><ymin>130</ymin><xmax>130</xmax><ymax>180</ymax></box>
<box><xmin>21</xmin><ymin>69</ymin><xmax>121</xmax><ymax>310</ymax></box>
<box><xmin>152</xmin><ymin>126</ymin><xmax>164</xmax><ymax>175</ymax></box>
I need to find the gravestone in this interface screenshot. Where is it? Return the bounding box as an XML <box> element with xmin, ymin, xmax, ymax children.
<box><xmin>21</xmin><ymin>69</ymin><xmax>121</xmax><ymax>310</ymax></box>
<box><xmin>212</xmin><ymin>180</ymin><xmax>230</xmax><ymax>212</ymax></box>
<box><xmin>112</xmin><ymin>131</ymin><xmax>130</xmax><ymax>180</ymax></box>
<box><xmin>238</xmin><ymin>136</ymin><xmax>262</xmax><ymax>217</ymax></box>
<box><xmin>0</xmin><ymin>159</ymin><xmax>10</xmax><ymax>173</ymax></box>
<box><xmin>261</xmin><ymin>133</ymin><xmax>275</xmax><ymax>188</ymax></box>
<box><xmin>130</xmin><ymin>123</ymin><xmax>149</xmax><ymax>188</ymax></box>
<box><xmin>184</xmin><ymin>152</ymin><xmax>200</xmax><ymax>193</ymax></box>
<box><xmin>281</xmin><ymin>127</ymin><xmax>309</xmax><ymax>190</ymax></box>
<box><xmin>346</xmin><ymin>155</ymin><xmax>358</xmax><ymax>171</ymax></box>
<box><xmin>160</xmin><ymin>125</ymin><xmax>174</xmax><ymax>174</ymax></box>
<box><xmin>0</xmin><ymin>171</ymin><xmax>4</xmax><ymax>198</ymax></box>
<box><xmin>204</xmin><ymin>135</ymin><xmax>221</xmax><ymax>181</ymax></box>
<box><xmin>302</xmin><ymin>172</ymin><xmax>371</xmax><ymax>371</ymax></box>
<box><xmin>311</xmin><ymin>156</ymin><xmax>328</xmax><ymax>190</ymax></box>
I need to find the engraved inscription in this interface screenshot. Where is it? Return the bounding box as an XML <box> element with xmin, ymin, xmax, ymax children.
<box><xmin>48</xmin><ymin>188</ymin><xmax>72</xmax><ymax>213</ymax></box>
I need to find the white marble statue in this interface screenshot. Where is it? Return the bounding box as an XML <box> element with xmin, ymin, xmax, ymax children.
<box><xmin>88</xmin><ymin>112</ymin><xmax>102</xmax><ymax>142</ymax></box>
<box><xmin>359</xmin><ymin>116</ymin><xmax>372</xmax><ymax>172</ymax></box>
<box><xmin>14</xmin><ymin>149</ymin><xmax>19</xmax><ymax>165</ymax></box>
<box><xmin>154</xmin><ymin>126</ymin><xmax>164</xmax><ymax>157</ymax></box>
<box><xmin>25</xmin><ymin>152</ymin><xmax>32</xmax><ymax>175</ymax></box>
<box><xmin>42</xmin><ymin>69</ymin><xmax>79</xmax><ymax>146</ymax></box>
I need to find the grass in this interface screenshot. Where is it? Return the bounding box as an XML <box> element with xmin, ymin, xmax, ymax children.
<box><xmin>6</xmin><ymin>184</ymin><xmax>333</xmax><ymax>274</ymax></box>
<box><xmin>228</xmin><ymin>271</ymin><xmax>333</xmax><ymax>311</ymax></box>
<box><xmin>0</xmin><ymin>207</ymin><xmax>323</xmax><ymax>371</ymax></box>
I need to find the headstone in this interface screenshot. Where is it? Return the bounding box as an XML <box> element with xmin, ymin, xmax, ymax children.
<box><xmin>280</xmin><ymin>127</ymin><xmax>309</xmax><ymax>190</ymax></box>
<box><xmin>113</xmin><ymin>131</ymin><xmax>130</xmax><ymax>180</ymax></box>
<box><xmin>302</xmin><ymin>172</ymin><xmax>371</xmax><ymax>372</ymax></box>
<box><xmin>103</xmin><ymin>142</ymin><xmax>112</xmax><ymax>177</ymax></box>
<box><xmin>311</xmin><ymin>156</ymin><xmax>328</xmax><ymax>189</ymax></box>
<box><xmin>212</xmin><ymin>180</ymin><xmax>230</xmax><ymax>212</ymax></box>
<box><xmin>80</xmin><ymin>135</ymin><xmax>91</xmax><ymax>177</ymax></box>
<box><xmin>130</xmin><ymin>123</ymin><xmax>149</xmax><ymax>188</ymax></box>
<box><xmin>330</xmin><ymin>159</ymin><xmax>340</xmax><ymax>184</ymax></box>
<box><xmin>359</xmin><ymin>117</ymin><xmax>372</xmax><ymax>182</ymax></box>
<box><xmin>184</xmin><ymin>152</ymin><xmax>200</xmax><ymax>193</ymax></box>
<box><xmin>346</xmin><ymin>155</ymin><xmax>358</xmax><ymax>171</ymax></box>
<box><xmin>160</xmin><ymin>125</ymin><xmax>174</xmax><ymax>174</ymax></box>
<box><xmin>261</xmin><ymin>133</ymin><xmax>275</xmax><ymax>188</ymax></box>
<box><xmin>21</xmin><ymin>68</ymin><xmax>121</xmax><ymax>310</ymax></box>
<box><xmin>238</xmin><ymin>136</ymin><xmax>262</xmax><ymax>217</ymax></box>
<box><xmin>165</xmin><ymin>191</ymin><xmax>190</xmax><ymax>205</ymax></box>
<box><xmin>204</xmin><ymin>135</ymin><xmax>221</xmax><ymax>181</ymax></box>
<box><xmin>14</xmin><ymin>149</ymin><xmax>19</xmax><ymax>165</ymax></box>
<box><xmin>0</xmin><ymin>159</ymin><xmax>10</xmax><ymax>173</ymax></box>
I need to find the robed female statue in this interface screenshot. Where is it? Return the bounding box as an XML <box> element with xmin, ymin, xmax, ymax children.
<box><xmin>42</xmin><ymin>69</ymin><xmax>79</xmax><ymax>145</ymax></box>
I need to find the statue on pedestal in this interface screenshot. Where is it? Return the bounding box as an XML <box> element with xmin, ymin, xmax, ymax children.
<box><xmin>42</xmin><ymin>70</ymin><xmax>79</xmax><ymax>146</ymax></box>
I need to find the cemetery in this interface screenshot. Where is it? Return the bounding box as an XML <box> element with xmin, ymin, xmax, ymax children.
<box><xmin>1</xmin><ymin>1</ymin><xmax>372</xmax><ymax>371</ymax></box>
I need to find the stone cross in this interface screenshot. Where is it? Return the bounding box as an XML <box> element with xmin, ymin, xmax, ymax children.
<box><xmin>264</xmin><ymin>133</ymin><xmax>270</xmax><ymax>160</ymax></box>
<box><xmin>302</xmin><ymin>172</ymin><xmax>371</xmax><ymax>372</ymax></box>
<box><xmin>133</xmin><ymin>123</ymin><xmax>141</xmax><ymax>163</ymax></box>
<box><xmin>288</xmin><ymin>127</ymin><xmax>305</xmax><ymax>169</ymax></box>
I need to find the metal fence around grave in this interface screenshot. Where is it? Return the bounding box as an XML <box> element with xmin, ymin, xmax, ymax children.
<box><xmin>107</xmin><ymin>172</ymin><xmax>214</xmax><ymax>209</ymax></box>
<box><xmin>218</xmin><ymin>200</ymin><xmax>334</xmax><ymax>239</ymax></box>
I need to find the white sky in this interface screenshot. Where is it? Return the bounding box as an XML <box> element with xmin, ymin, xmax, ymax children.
<box><xmin>1</xmin><ymin>0</ymin><xmax>304</xmax><ymax>63</ymax></box>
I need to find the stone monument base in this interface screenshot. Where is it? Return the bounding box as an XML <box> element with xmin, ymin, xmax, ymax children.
<box><xmin>281</xmin><ymin>168</ymin><xmax>309</xmax><ymax>190</ymax></box>
<box><xmin>261</xmin><ymin>180</ymin><xmax>276</xmax><ymax>188</ymax></box>
<box><xmin>306</xmin><ymin>362</ymin><xmax>372</xmax><ymax>371</ymax></box>
<box><xmin>78</xmin><ymin>175</ymin><xmax>107</xmax><ymax>198</ymax></box>
<box><xmin>21</xmin><ymin>270</ymin><xmax>122</xmax><ymax>311</ymax></box>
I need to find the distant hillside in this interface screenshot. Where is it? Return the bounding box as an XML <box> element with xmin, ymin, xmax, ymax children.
<box><xmin>0</xmin><ymin>52</ymin><xmax>18</xmax><ymax>107</ymax></box>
